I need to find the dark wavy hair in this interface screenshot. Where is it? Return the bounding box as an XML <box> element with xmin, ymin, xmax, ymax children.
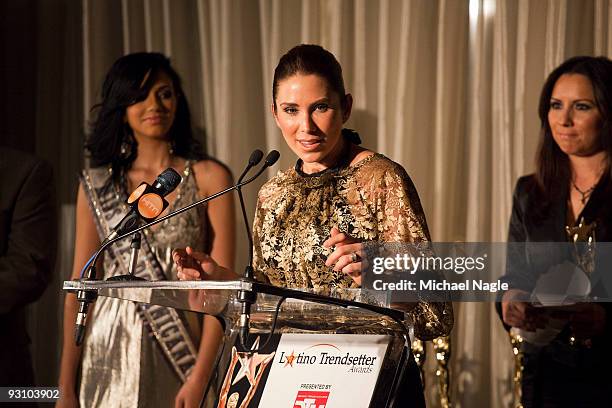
<box><xmin>535</xmin><ymin>56</ymin><xmax>612</xmax><ymax>199</ymax></box>
<box><xmin>86</xmin><ymin>52</ymin><xmax>205</xmax><ymax>177</ymax></box>
<box><xmin>272</xmin><ymin>44</ymin><xmax>347</xmax><ymax>111</ymax></box>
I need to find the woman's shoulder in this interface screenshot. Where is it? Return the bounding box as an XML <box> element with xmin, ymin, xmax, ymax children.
<box><xmin>351</xmin><ymin>152</ymin><xmax>413</xmax><ymax>184</ymax></box>
<box><xmin>257</xmin><ymin>166</ymin><xmax>296</xmax><ymax>199</ymax></box>
<box><xmin>191</xmin><ymin>158</ymin><xmax>232</xmax><ymax>178</ymax></box>
<box><xmin>81</xmin><ymin>166</ymin><xmax>114</xmax><ymax>189</ymax></box>
<box><xmin>190</xmin><ymin>158</ymin><xmax>234</xmax><ymax>195</ymax></box>
<box><xmin>511</xmin><ymin>174</ymin><xmax>547</xmax><ymax>218</ymax></box>
<box><xmin>513</xmin><ymin>174</ymin><xmax>539</xmax><ymax>198</ymax></box>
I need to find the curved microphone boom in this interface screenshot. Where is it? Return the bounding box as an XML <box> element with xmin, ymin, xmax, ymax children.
<box><xmin>238</xmin><ymin>149</ymin><xmax>279</xmax><ymax>266</ymax></box>
<box><xmin>239</xmin><ymin>149</ymin><xmax>264</xmax><ymax>182</ymax></box>
<box><xmin>238</xmin><ymin>150</ymin><xmax>280</xmax><ymax>348</ymax></box>
<box><xmin>74</xmin><ymin>151</ymin><xmax>280</xmax><ymax>346</ymax></box>
<box><xmin>75</xmin><ymin>168</ymin><xmax>182</xmax><ymax>346</ymax></box>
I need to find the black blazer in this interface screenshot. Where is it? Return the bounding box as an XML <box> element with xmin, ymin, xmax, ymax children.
<box><xmin>0</xmin><ymin>147</ymin><xmax>57</xmax><ymax>385</ymax></box>
<box><xmin>498</xmin><ymin>173</ymin><xmax>612</xmax><ymax>340</ymax></box>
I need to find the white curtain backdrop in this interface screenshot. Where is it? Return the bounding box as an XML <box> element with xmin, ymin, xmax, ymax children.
<box><xmin>66</xmin><ymin>0</ymin><xmax>612</xmax><ymax>406</ymax></box>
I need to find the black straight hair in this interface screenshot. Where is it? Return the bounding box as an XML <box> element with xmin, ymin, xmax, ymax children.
<box><xmin>86</xmin><ymin>52</ymin><xmax>205</xmax><ymax>180</ymax></box>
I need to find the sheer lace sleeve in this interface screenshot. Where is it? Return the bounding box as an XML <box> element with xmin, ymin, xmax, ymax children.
<box><xmin>250</xmin><ymin>155</ymin><xmax>453</xmax><ymax>339</ymax></box>
<box><xmin>374</xmin><ymin>163</ymin><xmax>430</xmax><ymax>242</ymax></box>
<box><xmin>360</xmin><ymin>160</ymin><xmax>453</xmax><ymax>340</ymax></box>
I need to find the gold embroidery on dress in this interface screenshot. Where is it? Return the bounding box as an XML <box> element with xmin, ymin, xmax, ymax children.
<box><xmin>252</xmin><ymin>153</ymin><xmax>453</xmax><ymax>340</ymax></box>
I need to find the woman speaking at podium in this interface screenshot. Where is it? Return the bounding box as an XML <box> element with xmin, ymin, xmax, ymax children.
<box><xmin>175</xmin><ymin>44</ymin><xmax>453</xmax><ymax>405</ymax></box>
<box><xmin>57</xmin><ymin>53</ymin><xmax>235</xmax><ymax>407</ymax></box>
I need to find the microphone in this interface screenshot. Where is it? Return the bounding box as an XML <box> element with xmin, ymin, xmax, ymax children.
<box><xmin>74</xmin><ymin>152</ymin><xmax>279</xmax><ymax>346</ymax></box>
<box><xmin>263</xmin><ymin>150</ymin><xmax>280</xmax><ymax>167</ymax></box>
<box><xmin>103</xmin><ymin>168</ymin><xmax>182</xmax><ymax>243</ymax></box>
<box><xmin>75</xmin><ymin>168</ymin><xmax>181</xmax><ymax>345</ymax></box>
<box><xmin>237</xmin><ymin>150</ymin><xmax>263</xmax><ymax>264</ymax></box>
<box><xmin>238</xmin><ymin>150</ymin><xmax>280</xmax><ymax>348</ymax></box>
<box><xmin>239</xmin><ymin>149</ymin><xmax>264</xmax><ymax>182</ymax></box>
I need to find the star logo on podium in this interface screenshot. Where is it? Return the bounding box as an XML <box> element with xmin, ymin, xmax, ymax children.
<box><xmin>284</xmin><ymin>351</ymin><xmax>296</xmax><ymax>367</ymax></box>
<box><xmin>232</xmin><ymin>337</ymin><xmax>275</xmax><ymax>386</ymax></box>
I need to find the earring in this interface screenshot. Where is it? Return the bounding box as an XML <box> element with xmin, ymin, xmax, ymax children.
<box><xmin>120</xmin><ymin>128</ymin><xmax>133</xmax><ymax>159</ymax></box>
<box><xmin>168</xmin><ymin>140</ymin><xmax>175</xmax><ymax>156</ymax></box>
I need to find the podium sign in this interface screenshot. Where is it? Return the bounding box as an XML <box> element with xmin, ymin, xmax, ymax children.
<box><xmin>216</xmin><ymin>333</ymin><xmax>391</xmax><ymax>408</ymax></box>
<box><xmin>63</xmin><ymin>280</ymin><xmax>410</xmax><ymax>408</ymax></box>
<box><xmin>260</xmin><ymin>333</ymin><xmax>388</xmax><ymax>407</ymax></box>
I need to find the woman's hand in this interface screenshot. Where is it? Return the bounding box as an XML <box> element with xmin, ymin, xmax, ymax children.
<box><xmin>173</xmin><ymin>246</ymin><xmax>218</xmax><ymax>280</ymax></box>
<box><xmin>174</xmin><ymin>375</ymin><xmax>206</xmax><ymax>408</ymax></box>
<box><xmin>324</xmin><ymin>227</ymin><xmax>364</xmax><ymax>285</ymax></box>
<box><xmin>501</xmin><ymin>289</ymin><xmax>547</xmax><ymax>331</ymax></box>
<box><xmin>55</xmin><ymin>390</ymin><xmax>79</xmax><ymax>408</ymax></box>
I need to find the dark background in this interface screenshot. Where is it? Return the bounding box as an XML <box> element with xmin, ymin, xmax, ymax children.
<box><xmin>1</xmin><ymin>0</ymin><xmax>83</xmax><ymax>387</ymax></box>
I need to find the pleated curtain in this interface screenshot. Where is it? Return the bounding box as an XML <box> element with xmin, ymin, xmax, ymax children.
<box><xmin>37</xmin><ymin>0</ymin><xmax>612</xmax><ymax>406</ymax></box>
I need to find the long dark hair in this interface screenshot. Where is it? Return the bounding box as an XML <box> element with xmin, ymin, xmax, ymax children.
<box><xmin>86</xmin><ymin>52</ymin><xmax>205</xmax><ymax>178</ymax></box>
<box><xmin>535</xmin><ymin>56</ymin><xmax>612</xmax><ymax>199</ymax></box>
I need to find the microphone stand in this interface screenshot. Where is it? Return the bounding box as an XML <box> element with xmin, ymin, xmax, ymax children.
<box><xmin>74</xmin><ymin>153</ymin><xmax>278</xmax><ymax>346</ymax></box>
<box><xmin>235</xmin><ymin>151</ymin><xmax>263</xmax><ymax>350</ymax></box>
<box><xmin>106</xmin><ymin>232</ymin><xmax>146</xmax><ymax>281</ymax></box>
<box><xmin>233</xmin><ymin>150</ymin><xmax>281</xmax><ymax>351</ymax></box>
<box><xmin>83</xmin><ymin>164</ymin><xmax>274</xmax><ymax>279</ymax></box>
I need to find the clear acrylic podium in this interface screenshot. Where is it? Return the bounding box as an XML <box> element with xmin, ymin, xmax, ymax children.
<box><xmin>63</xmin><ymin>280</ymin><xmax>414</xmax><ymax>407</ymax></box>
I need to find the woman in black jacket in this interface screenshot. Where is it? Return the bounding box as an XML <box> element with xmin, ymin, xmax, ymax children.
<box><xmin>499</xmin><ymin>56</ymin><xmax>612</xmax><ymax>407</ymax></box>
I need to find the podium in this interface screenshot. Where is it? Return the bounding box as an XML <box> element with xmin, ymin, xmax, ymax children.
<box><xmin>64</xmin><ymin>280</ymin><xmax>415</xmax><ymax>407</ymax></box>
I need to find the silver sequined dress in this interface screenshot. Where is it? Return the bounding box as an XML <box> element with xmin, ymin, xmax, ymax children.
<box><xmin>79</xmin><ymin>162</ymin><xmax>209</xmax><ymax>407</ymax></box>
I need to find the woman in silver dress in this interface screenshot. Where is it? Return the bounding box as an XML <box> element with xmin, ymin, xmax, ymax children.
<box><xmin>57</xmin><ymin>52</ymin><xmax>235</xmax><ymax>408</ymax></box>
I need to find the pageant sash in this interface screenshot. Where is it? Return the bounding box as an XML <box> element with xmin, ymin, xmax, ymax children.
<box><xmin>81</xmin><ymin>167</ymin><xmax>198</xmax><ymax>382</ymax></box>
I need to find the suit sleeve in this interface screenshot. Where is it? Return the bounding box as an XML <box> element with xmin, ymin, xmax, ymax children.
<box><xmin>496</xmin><ymin>177</ymin><xmax>535</xmax><ymax>329</ymax></box>
<box><xmin>0</xmin><ymin>159</ymin><xmax>57</xmax><ymax>313</ymax></box>
<box><xmin>503</xmin><ymin>178</ymin><xmax>537</xmax><ymax>291</ymax></box>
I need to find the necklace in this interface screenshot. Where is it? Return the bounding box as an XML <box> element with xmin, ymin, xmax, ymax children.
<box><xmin>571</xmin><ymin>180</ymin><xmax>597</xmax><ymax>205</ymax></box>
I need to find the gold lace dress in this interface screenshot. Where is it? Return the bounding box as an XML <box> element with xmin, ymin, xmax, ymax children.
<box><xmin>79</xmin><ymin>162</ymin><xmax>209</xmax><ymax>407</ymax></box>
<box><xmin>252</xmin><ymin>153</ymin><xmax>453</xmax><ymax>340</ymax></box>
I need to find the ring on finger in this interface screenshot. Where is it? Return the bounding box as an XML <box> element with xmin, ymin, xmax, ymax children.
<box><xmin>350</xmin><ymin>252</ymin><xmax>360</xmax><ymax>263</ymax></box>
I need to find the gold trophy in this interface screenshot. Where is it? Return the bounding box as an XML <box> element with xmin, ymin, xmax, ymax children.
<box><xmin>510</xmin><ymin>217</ymin><xmax>597</xmax><ymax>406</ymax></box>
<box><xmin>566</xmin><ymin>217</ymin><xmax>597</xmax><ymax>276</ymax></box>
